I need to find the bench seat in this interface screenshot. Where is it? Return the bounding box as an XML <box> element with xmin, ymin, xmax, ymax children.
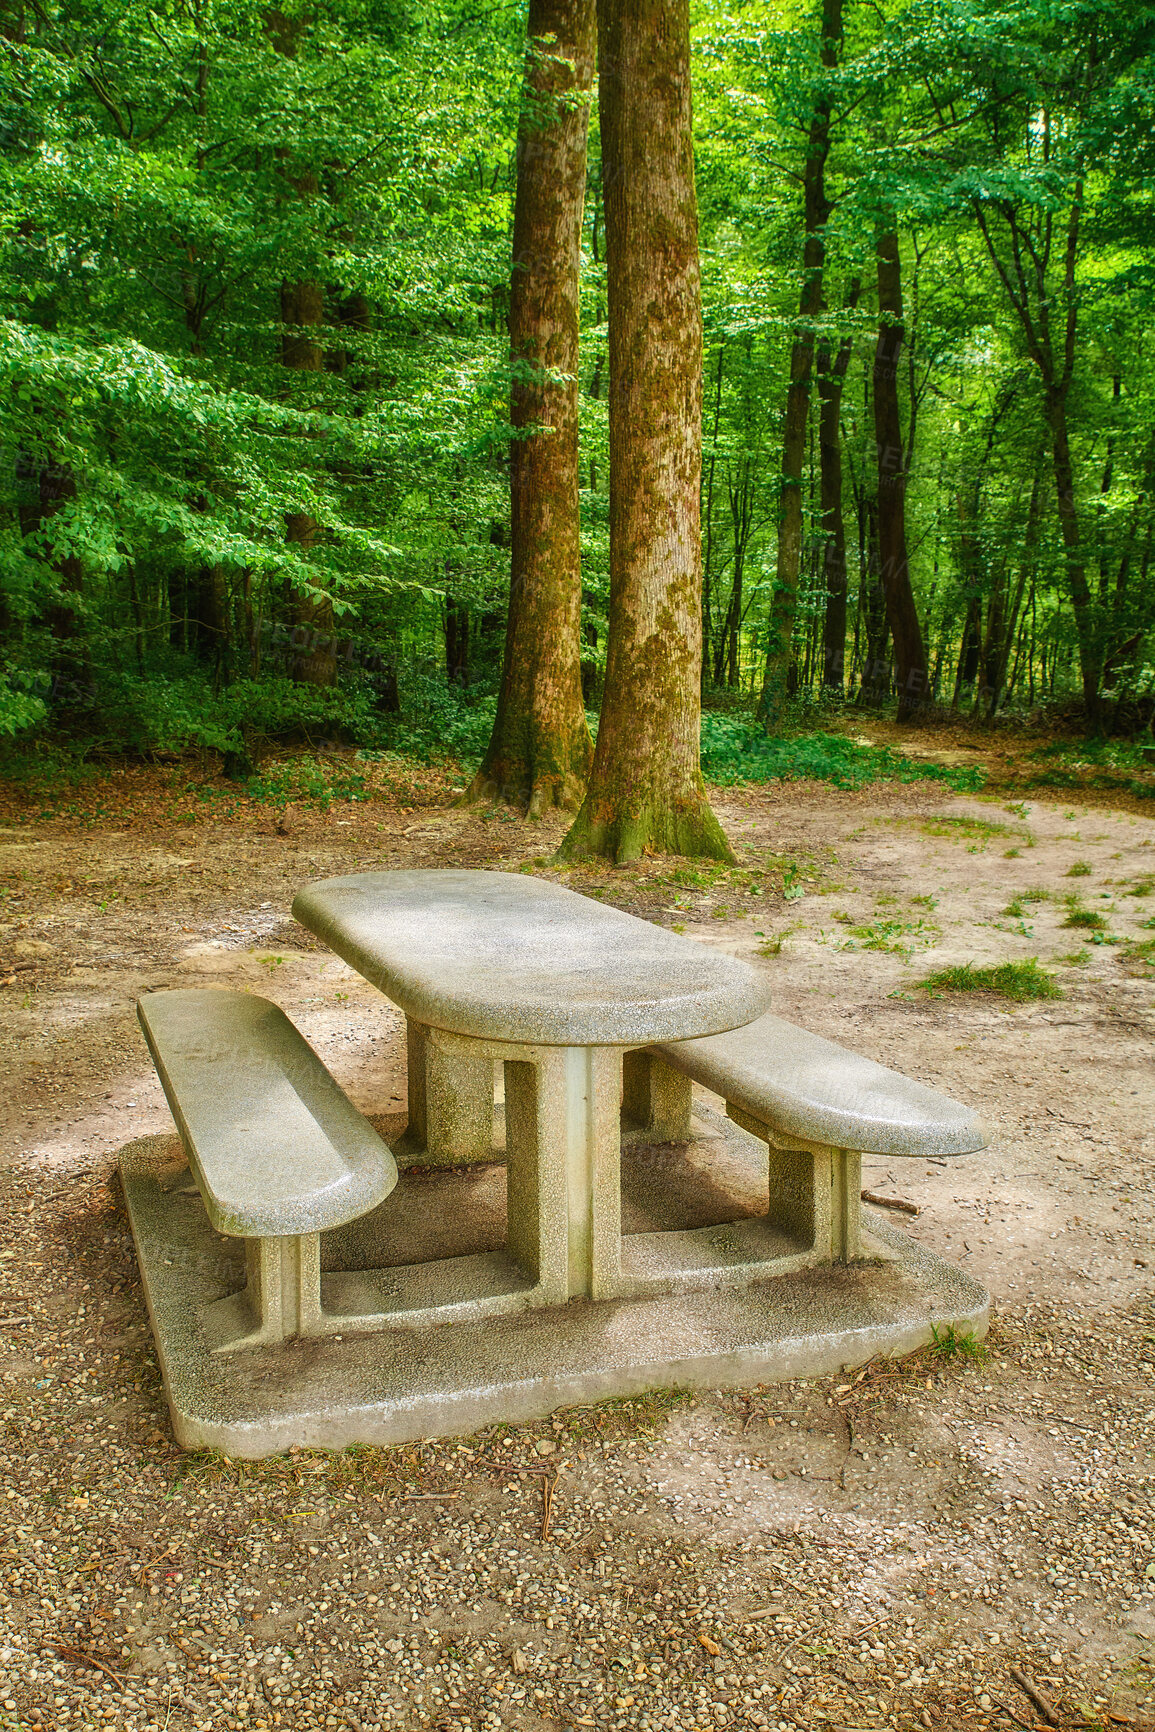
<box><xmin>621</xmin><ymin>1012</ymin><xmax>986</xmax><ymax>1267</ymax></box>
<box><xmin>137</xmin><ymin>990</ymin><xmax>398</xmax><ymax>1349</ymax></box>
<box><xmin>652</xmin><ymin>1012</ymin><xmax>986</xmax><ymax>1158</ymax></box>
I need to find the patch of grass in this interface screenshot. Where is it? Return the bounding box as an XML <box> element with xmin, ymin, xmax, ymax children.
<box><xmin>910</xmin><ymin>893</ymin><xmax>939</xmax><ymax>910</ymax></box>
<box><xmin>916</xmin><ymin>958</ymin><xmax>1062</xmax><ymax>1002</ymax></box>
<box><xmin>930</xmin><ymin>1323</ymin><xmax>989</xmax><ymax>1363</ymax></box>
<box><xmin>1128</xmin><ymin>877</ymin><xmax>1155</xmax><ymax>897</ymax></box>
<box><xmin>699</xmin><ymin>717</ymin><xmax>986</xmax><ymax>792</ymax></box>
<box><xmin>837</xmin><ymin>912</ymin><xmax>940</xmax><ymax>958</ymax></box>
<box><xmin>1062</xmin><ymin>907</ymin><xmax>1108</xmax><ymax>931</ymax></box>
<box><xmin>1055</xmin><ymin>948</ymin><xmax>1091</xmax><ymax>966</ymax></box>
<box><xmin>1066</xmin><ymin>860</ymin><xmax>1093</xmax><ymax>877</ymax></box>
<box><xmin>1003</xmin><ymin>889</ymin><xmax>1050</xmax><ymax>917</ymax></box>
<box><xmin>921</xmin><ymin>813</ymin><xmax>1009</xmax><ymax>840</ymax></box>
<box><xmin>1121</xmin><ymin>936</ymin><xmax>1155</xmax><ymax>972</ymax></box>
<box><xmin>756</xmin><ymin>928</ymin><xmax>796</xmax><ymax>957</ymax></box>
<box><xmin>1004</xmin><ymin>847</ymin><xmax>1021</xmax><ymax>858</ymax></box>
<box><xmin>919</xmin><ymin>813</ymin><xmax>1033</xmax><ymax>852</ymax></box>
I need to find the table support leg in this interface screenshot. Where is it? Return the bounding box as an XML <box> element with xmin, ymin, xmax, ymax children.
<box><xmin>504</xmin><ymin>1045</ymin><xmax>623</xmax><ymax>1300</ymax></box>
<box><xmin>405</xmin><ymin>1016</ymin><xmax>494</xmax><ymax>1167</ymax></box>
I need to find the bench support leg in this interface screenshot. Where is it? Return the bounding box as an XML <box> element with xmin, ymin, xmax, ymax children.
<box><xmin>729</xmin><ymin>1106</ymin><xmax>862</xmax><ymax>1264</ymax></box>
<box><xmin>405</xmin><ymin>1017</ymin><xmax>495</xmax><ymax>1167</ymax></box>
<box><xmin>763</xmin><ymin>1141</ymin><xmax>861</xmax><ymax>1262</ymax></box>
<box><xmin>204</xmin><ymin>1233</ymin><xmax>323</xmax><ymax>1352</ymax></box>
<box><xmin>622</xmin><ymin>1050</ymin><xmax>693</xmax><ymax>1142</ymax></box>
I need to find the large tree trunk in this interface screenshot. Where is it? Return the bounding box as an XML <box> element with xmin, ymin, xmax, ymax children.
<box><xmin>872</xmin><ymin>218</ymin><xmax>928</xmax><ymax>722</ymax></box>
<box><xmin>558</xmin><ymin>0</ymin><xmax>731</xmax><ymax>863</ymax></box>
<box><xmin>818</xmin><ymin>277</ymin><xmax>858</xmax><ymax>691</ymax></box>
<box><xmin>758</xmin><ymin>0</ymin><xmax>841</xmax><ymax>723</ymax></box>
<box><xmin>466</xmin><ymin>0</ymin><xmax>595</xmax><ymax>814</ymax></box>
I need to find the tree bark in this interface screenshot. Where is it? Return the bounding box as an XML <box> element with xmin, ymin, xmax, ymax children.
<box><xmin>558</xmin><ymin>0</ymin><xmax>731</xmax><ymax>863</ymax></box>
<box><xmin>758</xmin><ymin>0</ymin><xmax>841</xmax><ymax>723</ymax></box>
<box><xmin>466</xmin><ymin>0</ymin><xmax>596</xmax><ymax>814</ymax></box>
<box><xmin>872</xmin><ymin>218</ymin><xmax>928</xmax><ymax>722</ymax></box>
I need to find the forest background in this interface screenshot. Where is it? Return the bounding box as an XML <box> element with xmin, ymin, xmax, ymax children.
<box><xmin>3</xmin><ymin>0</ymin><xmax>1155</xmax><ymax>801</ymax></box>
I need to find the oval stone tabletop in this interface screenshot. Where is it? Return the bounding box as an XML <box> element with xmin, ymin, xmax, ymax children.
<box><xmin>292</xmin><ymin>869</ymin><xmax>772</xmax><ymax>1047</ymax></box>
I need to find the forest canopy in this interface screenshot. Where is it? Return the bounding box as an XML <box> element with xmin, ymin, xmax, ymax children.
<box><xmin>3</xmin><ymin>0</ymin><xmax>1155</xmax><ymax>767</ymax></box>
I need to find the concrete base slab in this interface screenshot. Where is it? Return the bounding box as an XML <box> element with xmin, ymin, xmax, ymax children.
<box><xmin>120</xmin><ymin>1120</ymin><xmax>989</xmax><ymax>1459</ymax></box>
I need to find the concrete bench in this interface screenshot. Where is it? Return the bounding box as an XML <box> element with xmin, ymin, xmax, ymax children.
<box><xmin>137</xmin><ymin>989</ymin><xmax>398</xmax><ymax>1351</ymax></box>
<box><xmin>625</xmin><ymin>1012</ymin><xmax>987</xmax><ymax>1265</ymax></box>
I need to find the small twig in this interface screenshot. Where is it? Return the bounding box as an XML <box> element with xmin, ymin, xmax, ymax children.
<box><xmin>851</xmin><ymin>1615</ymin><xmax>888</xmax><ymax>1638</ymax></box>
<box><xmin>993</xmin><ymin>1694</ymin><xmax>1033</xmax><ymax>1729</ymax></box>
<box><xmin>541</xmin><ymin>1472</ymin><xmax>555</xmax><ymax>1542</ymax></box>
<box><xmin>861</xmin><ymin>1190</ymin><xmax>920</xmax><ymax>1215</ymax></box>
<box><xmin>0</xmin><ymin>1316</ymin><xmax>32</xmax><ymax>1326</ymax></box>
<box><xmin>1011</xmin><ymin>1667</ymin><xmax>1062</xmax><ymax>1727</ymax></box>
<box><xmin>400</xmin><ymin>1492</ymin><xmax>458</xmax><ymax>1502</ymax></box>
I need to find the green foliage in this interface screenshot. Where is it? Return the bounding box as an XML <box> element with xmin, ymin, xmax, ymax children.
<box><xmin>833</xmin><ymin>910</ymin><xmax>940</xmax><ymax>958</ymax></box>
<box><xmin>3</xmin><ymin>0</ymin><xmax>1155</xmax><ymax>780</ymax></box>
<box><xmin>916</xmin><ymin>958</ymin><xmax>1063</xmax><ymax>1002</ymax></box>
<box><xmin>699</xmin><ymin>716</ymin><xmax>986</xmax><ymax>791</ymax></box>
<box><xmin>929</xmin><ymin>1324</ymin><xmax>988</xmax><ymax>1364</ymax></box>
<box><xmin>0</xmin><ymin>667</ymin><xmax>49</xmax><ymax>738</ymax></box>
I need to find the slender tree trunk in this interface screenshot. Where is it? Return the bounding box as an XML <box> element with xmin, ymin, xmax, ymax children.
<box><xmin>558</xmin><ymin>0</ymin><xmax>731</xmax><ymax>863</ymax></box>
<box><xmin>1044</xmin><ymin>382</ymin><xmax>1101</xmax><ymax>718</ymax></box>
<box><xmin>270</xmin><ymin>8</ymin><xmax>337</xmax><ymax>690</ymax></box>
<box><xmin>818</xmin><ymin>277</ymin><xmax>859</xmax><ymax>690</ymax></box>
<box><xmin>759</xmin><ymin>0</ymin><xmax>842</xmax><ymax>722</ymax></box>
<box><xmin>279</xmin><ymin>276</ymin><xmax>337</xmax><ymax>687</ymax></box>
<box><xmin>701</xmin><ymin>341</ymin><xmax>725</xmax><ymax>694</ymax></box>
<box><xmin>872</xmin><ymin>217</ymin><xmax>928</xmax><ymax>721</ymax></box>
<box><xmin>443</xmin><ymin>595</ymin><xmax>469</xmax><ymax>686</ymax></box>
<box><xmin>467</xmin><ymin>0</ymin><xmax>596</xmax><ymax>813</ymax></box>
<box><xmin>856</xmin><ymin>497</ymin><xmax>889</xmax><ymax>705</ymax></box>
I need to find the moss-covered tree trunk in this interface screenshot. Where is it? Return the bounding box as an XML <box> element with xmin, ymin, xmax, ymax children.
<box><xmin>558</xmin><ymin>0</ymin><xmax>731</xmax><ymax>864</ymax></box>
<box><xmin>465</xmin><ymin>0</ymin><xmax>595</xmax><ymax>815</ymax></box>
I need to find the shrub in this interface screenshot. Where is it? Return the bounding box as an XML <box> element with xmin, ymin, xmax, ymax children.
<box><xmin>699</xmin><ymin>717</ymin><xmax>986</xmax><ymax>792</ymax></box>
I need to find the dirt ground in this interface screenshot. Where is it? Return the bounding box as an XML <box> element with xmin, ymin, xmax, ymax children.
<box><xmin>1</xmin><ymin>742</ymin><xmax>1153</xmax><ymax>1732</ymax></box>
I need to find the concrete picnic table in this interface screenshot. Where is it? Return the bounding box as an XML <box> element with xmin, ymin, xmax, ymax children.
<box><xmin>291</xmin><ymin>868</ymin><xmax>772</xmax><ymax>1304</ymax></box>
